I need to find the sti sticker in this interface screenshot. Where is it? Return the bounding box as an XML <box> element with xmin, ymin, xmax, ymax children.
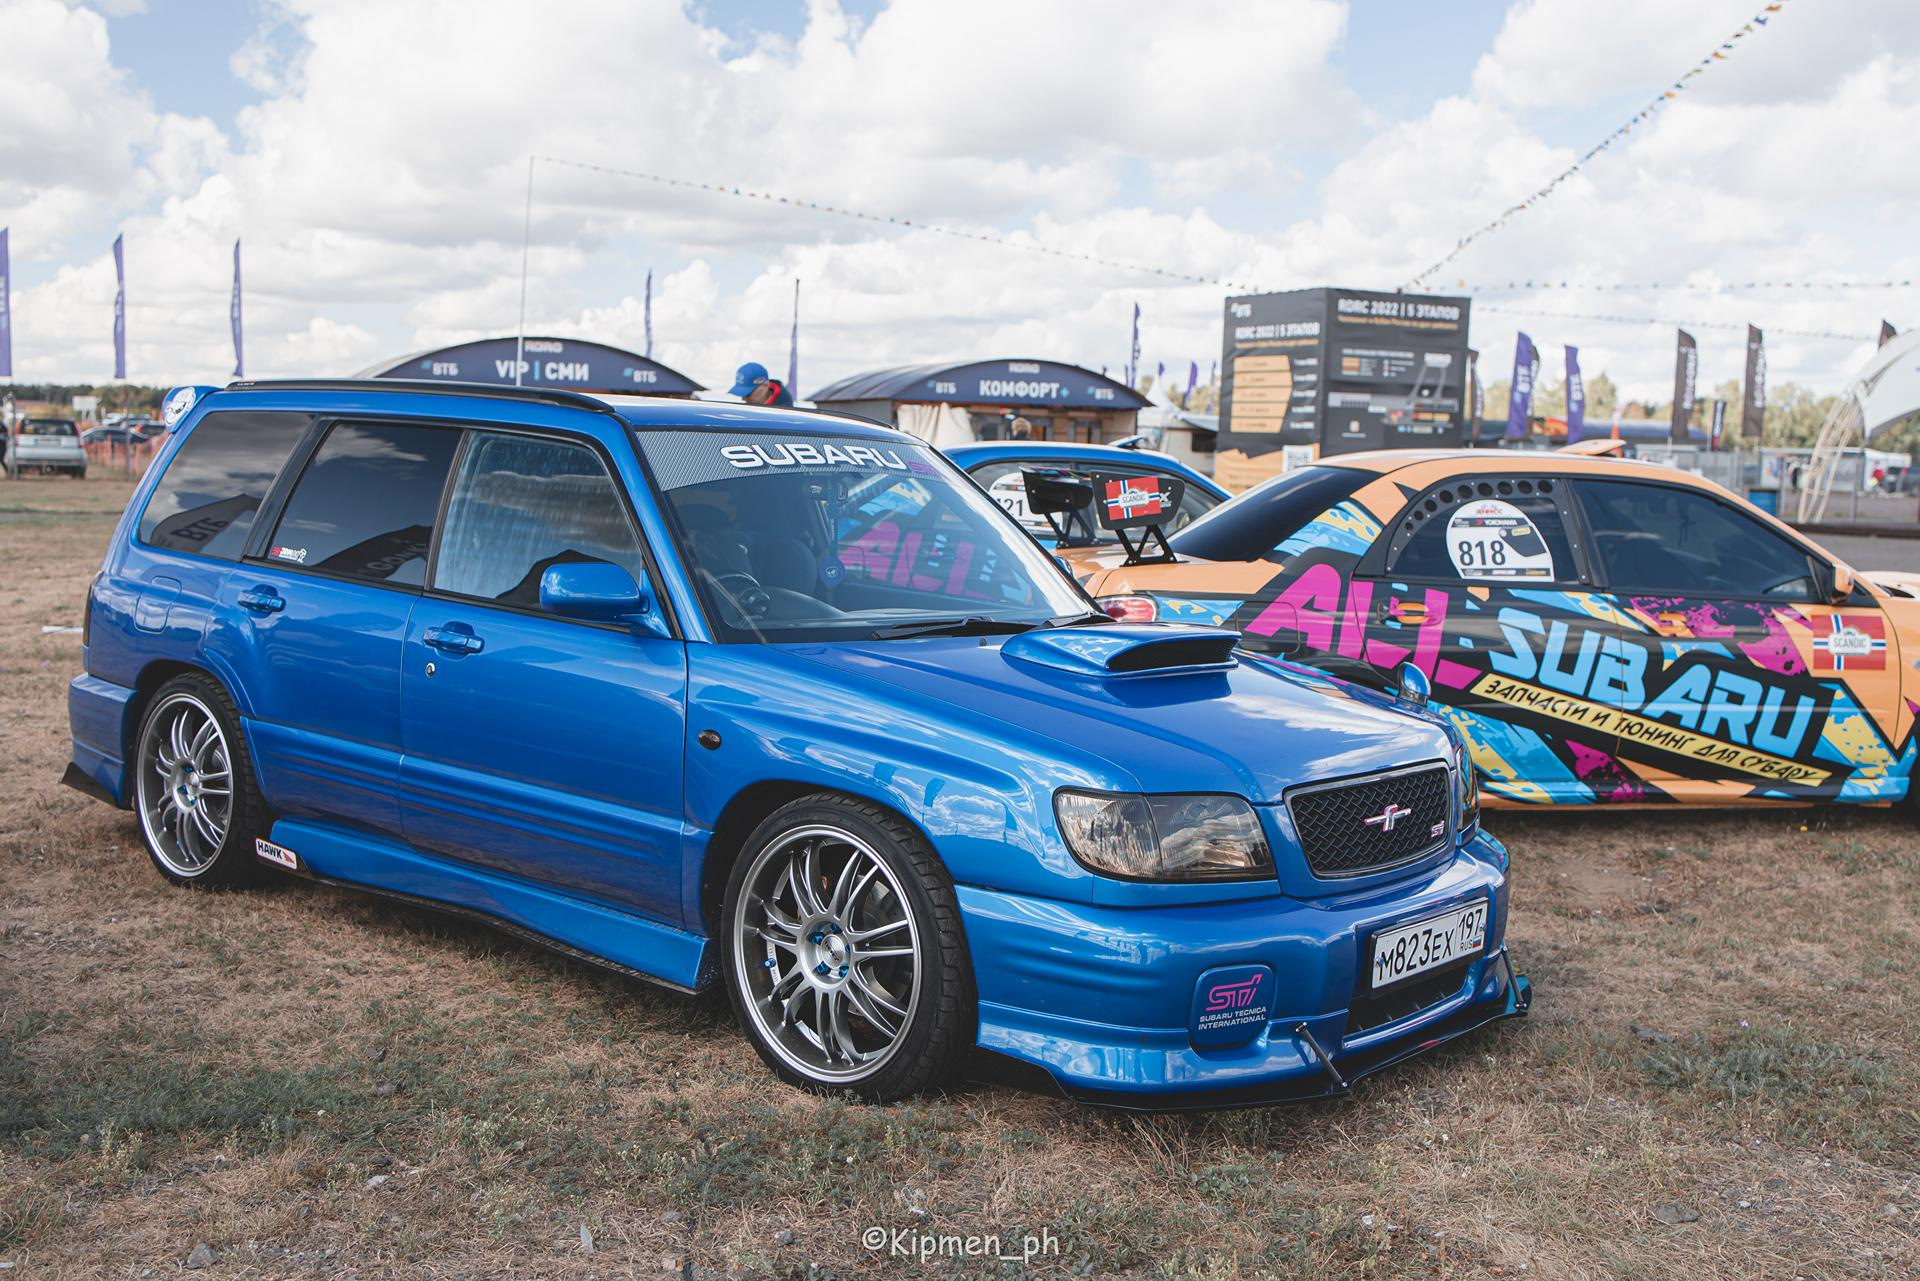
<box><xmin>1189</xmin><ymin>964</ymin><xmax>1274</xmax><ymax>1048</ymax></box>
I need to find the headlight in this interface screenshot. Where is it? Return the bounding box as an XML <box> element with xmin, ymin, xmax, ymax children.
<box><xmin>1455</xmin><ymin>742</ymin><xmax>1480</xmax><ymax>833</ymax></box>
<box><xmin>1054</xmin><ymin>790</ymin><xmax>1273</xmax><ymax>881</ymax></box>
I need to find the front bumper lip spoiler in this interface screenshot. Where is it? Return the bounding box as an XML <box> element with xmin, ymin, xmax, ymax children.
<box><xmin>989</xmin><ymin>959</ymin><xmax>1532</xmax><ymax>1114</ymax></box>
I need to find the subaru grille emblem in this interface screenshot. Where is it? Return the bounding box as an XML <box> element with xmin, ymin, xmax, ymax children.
<box><xmin>1364</xmin><ymin>802</ymin><xmax>1412</xmax><ymax>832</ymax></box>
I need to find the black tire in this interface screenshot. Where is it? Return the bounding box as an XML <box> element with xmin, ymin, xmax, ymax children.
<box><xmin>131</xmin><ymin>673</ymin><xmax>272</xmax><ymax>888</ymax></box>
<box><xmin>721</xmin><ymin>794</ymin><xmax>975</xmax><ymax>1102</ymax></box>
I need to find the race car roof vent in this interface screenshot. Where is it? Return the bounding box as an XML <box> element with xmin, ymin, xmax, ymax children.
<box><xmin>1001</xmin><ymin>623</ymin><xmax>1239</xmax><ymax>678</ymax></box>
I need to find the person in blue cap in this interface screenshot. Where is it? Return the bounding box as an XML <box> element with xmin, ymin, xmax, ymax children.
<box><xmin>729</xmin><ymin>361</ymin><xmax>794</xmax><ymax>407</ymax></box>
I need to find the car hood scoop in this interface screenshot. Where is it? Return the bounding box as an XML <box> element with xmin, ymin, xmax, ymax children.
<box><xmin>1000</xmin><ymin>623</ymin><xmax>1239</xmax><ymax>678</ymax></box>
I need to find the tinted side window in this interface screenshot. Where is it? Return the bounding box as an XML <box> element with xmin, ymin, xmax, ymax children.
<box><xmin>1577</xmin><ymin>478</ymin><xmax>1817</xmax><ymax>599</ymax></box>
<box><xmin>433</xmin><ymin>433</ymin><xmax>646</xmax><ymax>609</ymax></box>
<box><xmin>138</xmin><ymin>411</ymin><xmax>308</xmax><ymax>560</ymax></box>
<box><xmin>1169</xmin><ymin>465</ymin><xmax>1368</xmax><ymax>562</ymax></box>
<box><xmin>1388</xmin><ymin>481</ymin><xmax>1577</xmax><ymax>584</ymax></box>
<box><xmin>266</xmin><ymin>422</ymin><xmax>459</xmax><ymax>586</ymax></box>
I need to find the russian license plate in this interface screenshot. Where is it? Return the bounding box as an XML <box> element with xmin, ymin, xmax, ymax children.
<box><xmin>1369</xmin><ymin>901</ymin><xmax>1487</xmax><ymax>990</ymax></box>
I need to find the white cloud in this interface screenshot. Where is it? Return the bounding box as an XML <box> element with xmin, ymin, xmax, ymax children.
<box><xmin>2</xmin><ymin>0</ymin><xmax>1914</xmax><ymax>407</ymax></box>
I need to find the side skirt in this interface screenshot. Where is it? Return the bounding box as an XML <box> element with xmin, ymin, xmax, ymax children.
<box><xmin>268</xmin><ymin>817</ymin><xmax>715</xmax><ymax>992</ymax></box>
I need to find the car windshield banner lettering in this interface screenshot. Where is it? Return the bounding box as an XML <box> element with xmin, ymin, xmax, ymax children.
<box><xmin>639</xmin><ymin>430</ymin><xmax>936</xmax><ymax>491</ymax></box>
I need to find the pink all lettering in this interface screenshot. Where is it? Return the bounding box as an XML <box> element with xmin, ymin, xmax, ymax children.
<box><xmin>1245</xmin><ymin>563</ymin><xmax>1476</xmax><ymax>688</ymax></box>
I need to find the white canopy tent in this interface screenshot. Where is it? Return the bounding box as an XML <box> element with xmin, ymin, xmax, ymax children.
<box><xmin>1797</xmin><ymin>328</ymin><xmax>1920</xmax><ymax>521</ymax></box>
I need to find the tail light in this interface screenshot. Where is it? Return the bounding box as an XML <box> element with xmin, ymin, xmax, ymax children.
<box><xmin>1099</xmin><ymin>595</ymin><xmax>1159</xmax><ymax>623</ymax></box>
<box><xmin>84</xmin><ymin>572</ymin><xmax>99</xmax><ymax>649</ymax></box>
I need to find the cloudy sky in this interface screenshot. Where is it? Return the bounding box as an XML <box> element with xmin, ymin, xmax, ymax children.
<box><xmin>2</xmin><ymin>0</ymin><xmax>1916</xmax><ymax>402</ymax></box>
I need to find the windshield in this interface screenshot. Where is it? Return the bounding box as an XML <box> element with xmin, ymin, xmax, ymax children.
<box><xmin>636</xmin><ymin>428</ymin><xmax>1091</xmax><ymax>642</ymax></box>
<box><xmin>21</xmin><ymin>420</ymin><xmax>79</xmax><ymax>437</ymax></box>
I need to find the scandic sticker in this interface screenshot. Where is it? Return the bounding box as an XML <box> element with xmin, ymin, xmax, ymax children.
<box><xmin>1445</xmin><ymin>499</ymin><xmax>1553</xmax><ymax>581</ymax></box>
<box><xmin>1103</xmin><ymin>477</ymin><xmax>1166</xmax><ymax>523</ymax></box>
<box><xmin>1811</xmin><ymin>614</ymin><xmax>1887</xmax><ymax>672</ymax></box>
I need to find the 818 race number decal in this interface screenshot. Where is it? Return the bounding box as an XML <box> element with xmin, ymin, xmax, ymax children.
<box><xmin>1446</xmin><ymin>499</ymin><xmax>1554</xmax><ymax>581</ymax></box>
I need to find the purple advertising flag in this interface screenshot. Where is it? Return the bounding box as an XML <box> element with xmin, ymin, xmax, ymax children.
<box><xmin>112</xmin><ymin>234</ymin><xmax>126</xmax><ymax>380</ymax></box>
<box><xmin>1740</xmin><ymin>325</ymin><xmax>1766</xmax><ymax>440</ymax></box>
<box><xmin>1184</xmin><ymin>360</ymin><xmax>1198</xmax><ymax>407</ymax></box>
<box><xmin>230</xmin><ymin>239</ymin><xmax>244</xmax><ymax>378</ymax></box>
<box><xmin>1564</xmin><ymin>345</ymin><xmax>1585</xmax><ymax>443</ymax></box>
<box><xmin>786</xmin><ymin>278</ymin><xmax>799</xmax><ymax>393</ymax></box>
<box><xmin>644</xmin><ymin>270</ymin><xmax>653</xmax><ymax>359</ymax></box>
<box><xmin>1128</xmin><ymin>303</ymin><xmax>1141</xmax><ymax>388</ymax></box>
<box><xmin>1504</xmin><ymin>332</ymin><xmax>1535</xmax><ymax>439</ymax></box>
<box><xmin>0</xmin><ymin>227</ymin><xmax>11</xmax><ymax>379</ymax></box>
<box><xmin>1670</xmin><ymin>328</ymin><xmax>1697</xmax><ymax>443</ymax></box>
<box><xmin>1467</xmin><ymin>348</ymin><xmax>1483</xmax><ymax>438</ymax></box>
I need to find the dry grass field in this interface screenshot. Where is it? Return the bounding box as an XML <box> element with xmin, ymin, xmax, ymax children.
<box><xmin>2</xmin><ymin>473</ymin><xmax>1918</xmax><ymax>1279</ymax></box>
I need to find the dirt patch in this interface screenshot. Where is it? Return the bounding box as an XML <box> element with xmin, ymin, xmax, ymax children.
<box><xmin>1</xmin><ymin>471</ymin><xmax>1918</xmax><ymax>1277</ymax></box>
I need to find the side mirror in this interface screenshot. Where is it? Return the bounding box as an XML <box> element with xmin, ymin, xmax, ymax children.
<box><xmin>540</xmin><ymin>561</ymin><xmax>671</xmax><ymax>640</ymax></box>
<box><xmin>1828</xmin><ymin>562</ymin><xmax>1857</xmax><ymax>605</ymax></box>
<box><xmin>1396</xmin><ymin>662</ymin><xmax>1431</xmax><ymax>707</ymax></box>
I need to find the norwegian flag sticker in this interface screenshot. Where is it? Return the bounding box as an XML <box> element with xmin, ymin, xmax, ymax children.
<box><xmin>1811</xmin><ymin>613</ymin><xmax>1887</xmax><ymax>672</ymax></box>
<box><xmin>1103</xmin><ymin>476</ymin><xmax>1165</xmax><ymax>524</ymax></box>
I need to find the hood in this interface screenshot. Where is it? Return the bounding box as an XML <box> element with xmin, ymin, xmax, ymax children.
<box><xmin>1865</xmin><ymin>570</ymin><xmax>1920</xmax><ymax>599</ymax></box>
<box><xmin>781</xmin><ymin>625</ymin><xmax>1452</xmax><ymax>803</ymax></box>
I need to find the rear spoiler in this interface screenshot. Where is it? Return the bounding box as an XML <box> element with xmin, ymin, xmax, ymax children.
<box><xmin>1558</xmin><ymin>438</ymin><xmax>1629</xmax><ymax>457</ymax></box>
<box><xmin>1020</xmin><ymin>469</ymin><xmax>1187</xmax><ymax>566</ymax></box>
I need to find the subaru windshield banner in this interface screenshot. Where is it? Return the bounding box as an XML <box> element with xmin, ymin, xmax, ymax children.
<box><xmin>638</xmin><ymin>429</ymin><xmax>935</xmax><ymax>492</ymax></box>
<box><xmin>363</xmin><ymin>336</ymin><xmax>703</xmax><ymax>395</ymax></box>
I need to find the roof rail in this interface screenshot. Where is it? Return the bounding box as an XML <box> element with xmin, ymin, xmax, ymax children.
<box><xmin>222</xmin><ymin>378</ymin><xmax>615</xmax><ymax>413</ymax></box>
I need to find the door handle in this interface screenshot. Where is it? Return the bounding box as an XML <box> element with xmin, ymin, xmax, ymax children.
<box><xmin>423</xmin><ymin>626</ymin><xmax>484</xmax><ymax>655</ymax></box>
<box><xmin>237</xmin><ymin>586</ymin><xmax>285</xmax><ymax>614</ymax></box>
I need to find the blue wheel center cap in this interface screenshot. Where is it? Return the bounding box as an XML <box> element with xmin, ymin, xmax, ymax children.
<box><xmin>802</xmin><ymin>919</ymin><xmax>850</xmax><ymax>982</ymax></box>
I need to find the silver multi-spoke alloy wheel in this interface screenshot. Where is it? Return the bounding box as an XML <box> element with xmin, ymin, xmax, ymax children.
<box><xmin>136</xmin><ymin>691</ymin><xmax>236</xmax><ymax>878</ymax></box>
<box><xmin>731</xmin><ymin>823</ymin><xmax>923</xmax><ymax>1084</ymax></box>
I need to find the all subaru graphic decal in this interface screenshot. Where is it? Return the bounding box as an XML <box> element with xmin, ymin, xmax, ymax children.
<box><xmin>1123</xmin><ymin>493</ymin><xmax>1911</xmax><ymax>806</ymax></box>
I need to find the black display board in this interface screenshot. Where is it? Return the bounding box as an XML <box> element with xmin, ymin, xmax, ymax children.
<box><xmin>1216</xmin><ymin>288</ymin><xmax>1471</xmax><ymax>490</ymax></box>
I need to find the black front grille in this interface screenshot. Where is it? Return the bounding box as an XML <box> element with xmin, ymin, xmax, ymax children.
<box><xmin>1286</xmin><ymin>764</ymin><xmax>1451</xmax><ymax>878</ymax></box>
<box><xmin>1345</xmin><ymin>960</ymin><xmax>1471</xmax><ymax>1037</ymax></box>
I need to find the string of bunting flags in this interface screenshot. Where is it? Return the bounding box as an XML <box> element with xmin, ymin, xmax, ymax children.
<box><xmin>1461</xmin><ymin>277</ymin><xmax>1913</xmax><ymax>294</ymax></box>
<box><xmin>1404</xmin><ymin>0</ymin><xmax>1793</xmax><ymax>290</ymax></box>
<box><xmin>1475</xmin><ymin>303</ymin><xmax>1870</xmax><ymax>344</ymax></box>
<box><xmin>536</xmin><ymin>155</ymin><xmax>1258</xmax><ymax>293</ymax></box>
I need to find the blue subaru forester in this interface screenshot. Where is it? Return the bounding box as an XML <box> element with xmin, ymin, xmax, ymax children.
<box><xmin>65</xmin><ymin>380</ymin><xmax>1528</xmax><ymax>1106</ymax></box>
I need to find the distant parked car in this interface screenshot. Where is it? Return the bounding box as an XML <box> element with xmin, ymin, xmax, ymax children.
<box><xmin>83</xmin><ymin>421</ymin><xmax>163</xmax><ymax>449</ymax></box>
<box><xmin>6</xmin><ymin>418</ymin><xmax>87</xmax><ymax>477</ymax></box>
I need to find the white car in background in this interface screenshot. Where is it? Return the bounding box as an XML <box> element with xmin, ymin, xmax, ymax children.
<box><xmin>5</xmin><ymin>418</ymin><xmax>88</xmax><ymax>477</ymax></box>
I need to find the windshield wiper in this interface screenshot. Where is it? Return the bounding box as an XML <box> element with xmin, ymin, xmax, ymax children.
<box><xmin>1038</xmin><ymin>611</ymin><xmax>1114</xmax><ymax>629</ymax></box>
<box><xmin>867</xmin><ymin>616</ymin><xmax>1039</xmax><ymax>640</ymax></box>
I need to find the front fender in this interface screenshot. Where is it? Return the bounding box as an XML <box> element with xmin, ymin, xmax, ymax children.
<box><xmin>683</xmin><ymin>645</ymin><xmax>1130</xmax><ymax>903</ymax></box>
